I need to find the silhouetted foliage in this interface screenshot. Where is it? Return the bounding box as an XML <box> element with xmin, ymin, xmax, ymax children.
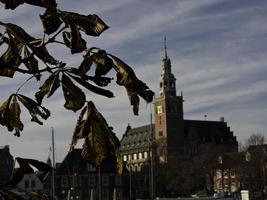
<box><xmin>0</xmin><ymin>0</ymin><xmax>154</xmax><ymax>173</ymax></box>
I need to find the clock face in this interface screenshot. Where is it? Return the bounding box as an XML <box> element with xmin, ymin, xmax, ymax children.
<box><xmin>157</xmin><ymin>105</ymin><xmax>162</xmax><ymax>114</ymax></box>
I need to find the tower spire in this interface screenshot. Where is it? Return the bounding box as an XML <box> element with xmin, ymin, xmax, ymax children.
<box><xmin>164</xmin><ymin>36</ymin><xmax>168</xmax><ymax>59</ymax></box>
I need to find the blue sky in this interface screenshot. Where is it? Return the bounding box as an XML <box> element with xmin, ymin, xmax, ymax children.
<box><xmin>0</xmin><ymin>0</ymin><xmax>266</xmax><ymax>162</ymax></box>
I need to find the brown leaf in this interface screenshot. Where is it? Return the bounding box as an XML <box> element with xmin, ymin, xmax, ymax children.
<box><xmin>70</xmin><ymin>102</ymin><xmax>121</xmax><ymax>168</ymax></box>
<box><xmin>17</xmin><ymin>94</ymin><xmax>50</xmax><ymax>125</ymax></box>
<box><xmin>40</xmin><ymin>8</ymin><xmax>62</xmax><ymax>35</ymax></box>
<box><xmin>9</xmin><ymin>96</ymin><xmax>23</xmax><ymax>136</ymax></box>
<box><xmin>62</xmin><ymin>73</ymin><xmax>85</xmax><ymax>112</ymax></box>
<box><xmin>69</xmin><ymin>73</ymin><xmax>114</xmax><ymax>98</ymax></box>
<box><xmin>35</xmin><ymin>72</ymin><xmax>60</xmax><ymax>105</ymax></box>
<box><xmin>0</xmin><ymin>95</ymin><xmax>14</xmax><ymax>131</ymax></box>
<box><xmin>60</xmin><ymin>11</ymin><xmax>109</xmax><ymax>36</ymax></box>
<box><xmin>79</xmin><ymin>52</ymin><xmax>93</xmax><ymax>76</ymax></box>
<box><xmin>109</xmin><ymin>54</ymin><xmax>154</xmax><ymax>115</ymax></box>
<box><xmin>0</xmin><ymin>0</ymin><xmax>57</xmax><ymax>10</ymax></box>
<box><xmin>23</xmin><ymin>46</ymin><xmax>40</xmax><ymax>80</ymax></box>
<box><xmin>0</xmin><ymin>34</ymin><xmax>21</xmax><ymax>78</ymax></box>
<box><xmin>0</xmin><ymin>22</ymin><xmax>56</xmax><ymax>64</ymax></box>
<box><xmin>62</xmin><ymin>24</ymin><xmax>86</xmax><ymax>54</ymax></box>
<box><xmin>127</xmin><ymin>90</ymin><xmax>140</xmax><ymax>115</ymax></box>
<box><xmin>91</xmin><ymin>50</ymin><xmax>113</xmax><ymax>77</ymax></box>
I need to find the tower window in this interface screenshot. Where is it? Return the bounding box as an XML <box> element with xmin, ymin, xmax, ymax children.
<box><xmin>159</xmin><ymin>131</ymin><xmax>163</xmax><ymax>137</ymax></box>
<box><xmin>160</xmin><ymin>82</ymin><xmax>163</xmax><ymax>88</ymax></box>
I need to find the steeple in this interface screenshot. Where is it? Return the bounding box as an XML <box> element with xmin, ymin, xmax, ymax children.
<box><xmin>164</xmin><ymin>36</ymin><xmax>168</xmax><ymax>59</ymax></box>
<box><xmin>159</xmin><ymin>37</ymin><xmax>177</xmax><ymax>97</ymax></box>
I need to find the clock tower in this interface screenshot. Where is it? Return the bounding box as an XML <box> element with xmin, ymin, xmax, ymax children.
<box><xmin>154</xmin><ymin>38</ymin><xmax>184</xmax><ymax>163</ymax></box>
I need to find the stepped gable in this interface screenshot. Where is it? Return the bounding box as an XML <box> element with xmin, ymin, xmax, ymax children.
<box><xmin>184</xmin><ymin>119</ymin><xmax>237</xmax><ymax>144</ymax></box>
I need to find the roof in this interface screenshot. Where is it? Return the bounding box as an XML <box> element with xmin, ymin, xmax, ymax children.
<box><xmin>120</xmin><ymin>124</ymin><xmax>154</xmax><ymax>152</ymax></box>
<box><xmin>55</xmin><ymin>148</ymin><xmax>123</xmax><ymax>175</ymax></box>
<box><xmin>248</xmin><ymin>144</ymin><xmax>267</xmax><ymax>152</ymax></box>
<box><xmin>184</xmin><ymin>119</ymin><xmax>237</xmax><ymax>144</ymax></box>
<box><xmin>120</xmin><ymin>119</ymin><xmax>237</xmax><ymax>151</ymax></box>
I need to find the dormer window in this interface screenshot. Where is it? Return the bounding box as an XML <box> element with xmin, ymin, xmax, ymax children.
<box><xmin>218</xmin><ymin>156</ymin><xmax>223</xmax><ymax>164</ymax></box>
<box><xmin>245</xmin><ymin>152</ymin><xmax>251</xmax><ymax>162</ymax></box>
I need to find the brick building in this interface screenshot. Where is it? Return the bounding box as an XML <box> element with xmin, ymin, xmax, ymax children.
<box><xmin>120</xmin><ymin>39</ymin><xmax>238</xmax><ymax>197</ymax></box>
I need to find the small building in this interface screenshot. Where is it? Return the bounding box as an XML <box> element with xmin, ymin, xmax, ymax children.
<box><xmin>0</xmin><ymin>145</ymin><xmax>14</xmax><ymax>186</ymax></box>
<box><xmin>44</xmin><ymin>149</ymin><xmax>129</xmax><ymax>200</ymax></box>
<box><xmin>17</xmin><ymin>173</ymin><xmax>44</xmax><ymax>193</ymax></box>
<box><xmin>213</xmin><ymin>145</ymin><xmax>267</xmax><ymax>199</ymax></box>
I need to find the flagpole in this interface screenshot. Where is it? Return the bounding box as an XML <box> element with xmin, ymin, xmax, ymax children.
<box><xmin>51</xmin><ymin>127</ymin><xmax>55</xmax><ymax>199</ymax></box>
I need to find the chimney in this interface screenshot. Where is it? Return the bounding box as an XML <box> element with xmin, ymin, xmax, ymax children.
<box><xmin>220</xmin><ymin>117</ymin><xmax>225</xmax><ymax>122</ymax></box>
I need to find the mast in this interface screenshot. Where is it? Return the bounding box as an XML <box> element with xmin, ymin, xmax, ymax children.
<box><xmin>51</xmin><ymin>127</ymin><xmax>55</xmax><ymax>199</ymax></box>
<box><xmin>150</xmin><ymin>112</ymin><xmax>154</xmax><ymax>199</ymax></box>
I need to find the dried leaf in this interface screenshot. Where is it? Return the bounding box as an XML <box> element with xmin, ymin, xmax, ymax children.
<box><xmin>79</xmin><ymin>52</ymin><xmax>93</xmax><ymax>76</ymax></box>
<box><xmin>23</xmin><ymin>46</ymin><xmax>40</xmax><ymax>80</ymax></box>
<box><xmin>0</xmin><ymin>0</ymin><xmax>57</xmax><ymax>10</ymax></box>
<box><xmin>35</xmin><ymin>72</ymin><xmax>60</xmax><ymax>105</ymax></box>
<box><xmin>60</xmin><ymin>11</ymin><xmax>109</xmax><ymax>36</ymax></box>
<box><xmin>91</xmin><ymin>50</ymin><xmax>113</xmax><ymax>77</ymax></box>
<box><xmin>0</xmin><ymin>95</ymin><xmax>13</xmax><ymax>131</ymax></box>
<box><xmin>109</xmin><ymin>54</ymin><xmax>154</xmax><ymax>115</ymax></box>
<box><xmin>9</xmin><ymin>96</ymin><xmax>23</xmax><ymax>136</ymax></box>
<box><xmin>62</xmin><ymin>24</ymin><xmax>86</xmax><ymax>54</ymax></box>
<box><xmin>69</xmin><ymin>73</ymin><xmax>114</xmax><ymax>98</ymax></box>
<box><xmin>17</xmin><ymin>94</ymin><xmax>50</xmax><ymax>125</ymax></box>
<box><xmin>70</xmin><ymin>102</ymin><xmax>121</xmax><ymax>169</ymax></box>
<box><xmin>62</xmin><ymin>73</ymin><xmax>85</xmax><ymax>112</ymax></box>
<box><xmin>127</xmin><ymin>90</ymin><xmax>140</xmax><ymax>115</ymax></box>
<box><xmin>0</xmin><ymin>22</ymin><xmax>56</xmax><ymax>64</ymax></box>
<box><xmin>0</xmin><ymin>34</ymin><xmax>21</xmax><ymax>78</ymax></box>
<box><xmin>40</xmin><ymin>8</ymin><xmax>62</xmax><ymax>35</ymax></box>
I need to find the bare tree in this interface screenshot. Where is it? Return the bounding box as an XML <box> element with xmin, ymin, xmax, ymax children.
<box><xmin>245</xmin><ymin>133</ymin><xmax>265</xmax><ymax>147</ymax></box>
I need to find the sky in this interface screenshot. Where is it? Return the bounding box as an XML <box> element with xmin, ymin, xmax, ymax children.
<box><xmin>0</xmin><ymin>0</ymin><xmax>266</xmax><ymax>163</ymax></box>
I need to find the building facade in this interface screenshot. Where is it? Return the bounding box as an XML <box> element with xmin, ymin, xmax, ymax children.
<box><xmin>120</xmin><ymin>40</ymin><xmax>238</xmax><ymax>197</ymax></box>
<box><xmin>44</xmin><ymin>149</ymin><xmax>129</xmax><ymax>200</ymax></box>
<box><xmin>213</xmin><ymin>145</ymin><xmax>267</xmax><ymax>199</ymax></box>
<box><xmin>0</xmin><ymin>145</ymin><xmax>14</xmax><ymax>186</ymax></box>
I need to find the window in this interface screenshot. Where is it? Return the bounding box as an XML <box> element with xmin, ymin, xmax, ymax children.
<box><xmin>223</xmin><ymin>170</ymin><xmax>228</xmax><ymax>178</ymax></box>
<box><xmin>245</xmin><ymin>152</ymin><xmax>251</xmax><ymax>162</ymax></box>
<box><xmin>123</xmin><ymin>155</ymin><xmax>127</xmax><ymax>161</ymax></box>
<box><xmin>73</xmin><ymin>174</ymin><xmax>81</xmax><ymax>186</ymax></box>
<box><xmin>87</xmin><ymin>163</ymin><xmax>96</xmax><ymax>172</ymax></box>
<box><xmin>138</xmin><ymin>152</ymin><xmax>142</xmax><ymax>159</ymax></box>
<box><xmin>157</xmin><ymin>105</ymin><xmax>162</xmax><ymax>114</ymax></box>
<box><xmin>31</xmin><ymin>180</ymin><xmax>36</xmax><ymax>188</ymax></box>
<box><xmin>230</xmin><ymin>169</ymin><xmax>235</xmax><ymax>177</ymax></box>
<box><xmin>61</xmin><ymin>176</ymin><xmax>68</xmax><ymax>187</ymax></box>
<box><xmin>128</xmin><ymin>154</ymin><xmax>131</xmax><ymax>161</ymax></box>
<box><xmin>159</xmin><ymin>131</ymin><xmax>163</xmax><ymax>137</ymax></box>
<box><xmin>116</xmin><ymin>189</ymin><xmax>122</xmax><ymax>200</ymax></box>
<box><xmin>133</xmin><ymin>153</ymin><xmax>137</xmax><ymax>160</ymax></box>
<box><xmin>88</xmin><ymin>174</ymin><xmax>95</xmax><ymax>186</ymax></box>
<box><xmin>102</xmin><ymin>174</ymin><xmax>109</xmax><ymax>186</ymax></box>
<box><xmin>25</xmin><ymin>180</ymin><xmax>29</xmax><ymax>188</ymax></box>
<box><xmin>115</xmin><ymin>175</ymin><xmax>122</xmax><ymax>186</ymax></box>
<box><xmin>144</xmin><ymin>152</ymin><xmax>148</xmax><ymax>159</ymax></box>
<box><xmin>218</xmin><ymin>156</ymin><xmax>223</xmax><ymax>164</ymax></box>
<box><xmin>102</xmin><ymin>189</ymin><xmax>109</xmax><ymax>200</ymax></box>
<box><xmin>216</xmin><ymin>169</ymin><xmax>222</xmax><ymax>178</ymax></box>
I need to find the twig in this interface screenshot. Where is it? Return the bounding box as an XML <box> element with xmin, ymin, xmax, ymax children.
<box><xmin>16</xmin><ymin>76</ymin><xmax>35</xmax><ymax>94</ymax></box>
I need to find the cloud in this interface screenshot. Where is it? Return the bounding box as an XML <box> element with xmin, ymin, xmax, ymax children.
<box><xmin>0</xmin><ymin>0</ymin><xmax>267</xmax><ymax>162</ymax></box>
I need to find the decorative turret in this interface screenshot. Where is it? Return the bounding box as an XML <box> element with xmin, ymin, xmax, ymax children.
<box><xmin>159</xmin><ymin>37</ymin><xmax>177</xmax><ymax>97</ymax></box>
